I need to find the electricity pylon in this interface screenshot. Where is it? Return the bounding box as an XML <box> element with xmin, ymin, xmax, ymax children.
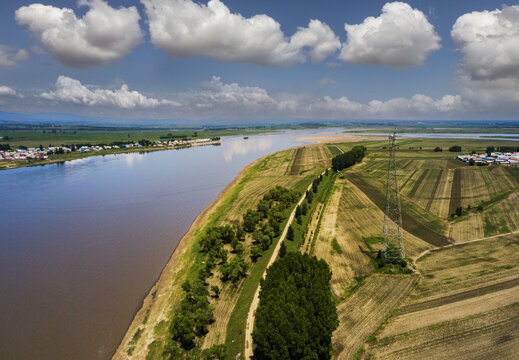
<box><xmin>383</xmin><ymin>132</ymin><xmax>405</xmax><ymax>262</ymax></box>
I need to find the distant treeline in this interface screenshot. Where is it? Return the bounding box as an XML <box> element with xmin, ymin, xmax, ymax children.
<box><xmin>253</xmin><ymin>252</ymin><xmax>338</xmax><ymax>359</ymax></box>
<box><xmin>487</xmin><ymin>145</ymin><xmax>519</xmax><ymax>153</ymax></box>
<box><xmin>331</xmin><ymin>145</ymin><xmax>366</xmax><ymax>171</ymax></box>
<box><xmin>449</xmin><ymin>145</ymin><xmax>462</xmax><ymax>152</ymax></box>
<box><xmin>0</xmin><ymin>144</ymin><xmax>10</xmax><ymax>151</ymax></box>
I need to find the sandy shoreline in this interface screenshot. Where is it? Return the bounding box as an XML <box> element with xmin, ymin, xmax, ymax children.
<box><xmin>294</xmin><ymin>134</ymin><xmax>385</xmax><ymax>143</ymax></box>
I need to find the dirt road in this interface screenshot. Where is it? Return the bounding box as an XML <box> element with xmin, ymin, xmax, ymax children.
<box><xmin>243</xmin><ymin>174</ymin><xmax>322</xmax><ymax>359</ymax></box>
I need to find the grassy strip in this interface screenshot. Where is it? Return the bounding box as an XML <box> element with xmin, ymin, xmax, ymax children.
<box><xmin>288</xmin><ymin>171</ymin><xmax>334</xmax><ymax>253</ymax></box>
<box><xmin>224</xmin><ymin>205</ymin><xmax>296</xmax><ymax>360</ymax></box>
<box><xmin>331</xmin><ymin>238</ymin><xmax>342</xmax><ymax>254</ymax></box>
<box><xmin>309</xmin><ymin>172</ymin><xmax>337</xmax><ymax>253</ymax></box>
<box><xmin>449</xmin><ymin>190</ymin><xmax>514</xmax><ymax>223</ymax></box>
<box><xmin>448</xmin><ymin>168</ymin><xmax>462</xmax><ymax>217</ymax></box>
<box><xmin>226</xmin><ymin>169</ymin><xmax>329</xmax><ymax>359</ymax></box>
<box><xmin>363</xmin><ymin>236</ymin><xmax>384</xmax><ymax>253</ymax></box>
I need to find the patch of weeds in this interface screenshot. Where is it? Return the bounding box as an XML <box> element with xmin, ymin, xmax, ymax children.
<box><xmin>154</xmin><ymin>320</ymin><xmax>168</xmax><ymax>336</ymax></box>
<box><xmin>353</xmin><ymin>346</ymin><xmax>365</xmax><ymax>360</ymax></box>
<box><xmin>363</xmin><ymin>236</ymin><xmax>384</xmax><ymax>252</ymax></box>
<box><xmin>130</xmin><ymin>328</ymin><xmax>144</xmax><ymax>345</ymax></box>
<box><xmin>331</xmin><ymin>238</ymin><xmax>342</xmax><ymax>254</ymax></box>
<box><xmin>345</xmin><ymin>275</ymin><xmax>368</xmax><ymax>297</ymax></box>
<box><xmin>145</xmin><ymin>340</ymin><xmax>163</xmax><ymax>360</ymax></box>
<box><xmin>366</xmin><ymin>334</ymin><xmax>377</xmax><ymax>344</ymax></box>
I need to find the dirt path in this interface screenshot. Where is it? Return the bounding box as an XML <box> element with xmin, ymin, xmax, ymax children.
<box><xmin>244</xmin><ymin>172</ymin><xmax>325</xmax><ymax>359</ymax></box>
<box><xmin>414</xmin><ymin>229</ymin><xmax>519</xmax><ymax>262</ymax></box>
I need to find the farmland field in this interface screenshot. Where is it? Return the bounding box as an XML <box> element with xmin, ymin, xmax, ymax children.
<box><xmin>332</xmin><ymin>275</ymin><xmax>416</xmax><ymax>360</ymax></box>
<box><xmin>314</xmin><ymin>137</ymin><xmax>519</xmax><ymax>360</ymax></box>
<box><xmin>364</xmin><ymin>234</ymin><xmax>519</xmax><ymax>360</ymax></box>
<box><xmin>315</xmin><ymin>178</ymin><xmax>431</xmax><ymax>297</ymax></box>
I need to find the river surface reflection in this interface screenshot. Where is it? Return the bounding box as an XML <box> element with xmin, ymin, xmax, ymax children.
<box><xmin>0</xmin><ymin>129</ymin><xmax>337</xmax><ymax>360</ymax></box>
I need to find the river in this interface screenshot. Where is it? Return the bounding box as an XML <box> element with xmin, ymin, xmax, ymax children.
<box><xmin>0</xmin><ymin>129</ymin><xmax>338</xmax><ymax>360</ymax></box>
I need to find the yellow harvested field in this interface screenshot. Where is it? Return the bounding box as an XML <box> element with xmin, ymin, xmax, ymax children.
<box><xmin>379</xmin><ymin>285</ymin><xmax>519</xmax><ymax>338</ymax></box>
<box><xmin>450</xmin><ymin>215</ymin><xmax>485</xmax><ymax>242</ymax></box>
<box><xmin>221</xmin><ymin>147</ymin><xmax>327</xmax><ymax>223</ymax></box>
<box><xmin>364</xmin><ymin>234</ymin><xmax>519</xmax><ymax>360</ymax></box>
<box><xmin>332</xmin><ymin>275</ymin><xmax>416</xmax><ymax>360</ymax></box>
<box><xmin>366</xmin><ymin>302</ymin><xmax>519</xmax><ymax>360</ymax></box>
<box><xmin>315</xmin><ymin>178</ymin><xmax>430</xmax><ymax>297</ymax></box>
<box><xmin>409</xmin><ymin>234</ymin><xmax>519</xmax><ymax>305</ymax></box>
<box><xmin>450</xmin><ymin>191</ymin><xmax>519</xmax><ymax>242</ymax></box>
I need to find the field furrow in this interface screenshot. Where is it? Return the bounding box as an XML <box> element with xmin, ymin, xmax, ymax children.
<box><xmin>366</xmin><ymin>302</ymin><xmax>519</xmax><ymax>360</ymax></box>
<box><xmin>332</xmin><ymin>275</ymin><xmax>416</xmax><ymax>360</ymax></box>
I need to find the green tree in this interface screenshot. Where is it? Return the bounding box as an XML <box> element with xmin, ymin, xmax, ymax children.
<box><xmin>235</xmin><ymin>242</ymin><xmax>245</xmax><ymax>255</ymax></box>
<box><xmin>312</xmin><ymin>180</ymin><xmax>318</xmax><ymax>193</ymax></box>
<box><xmin>434</xmin><ymin>146</ymin><xmax>442</xmax><ymax>152</ymax></box>
<box><xmin>211</xmin><ymin>285</ymin><xmax>220</xmax><ymax>298</ymax></box>
<box><xmin>231</xmin><ymin>237</ymin><xmax>239</xmax><ymax>252</ymax></box>
<box><xmin>253</xmin><ymin>253</ymin><xmax>338</xmax><ymax>360</ymax></box>
<box><xmin>221</xmin><ymin>256</ymin><xmax>248</xmax><ymax>283</ymax></box>
<box><xmin>170</xmin><ymin>314</ymin><xmax>195</xmax><ymax>349</ymax></box>
<box><xmin>301</xmin><ymin>201</ymin><xmax>308</xmax><ymax>216</ymax></box>
<box><xmin>306</xmin><ymin>190</ymin><xmax>313</xmax><ymax>203</ymax></box>
<box><xmin>456</xmin><ymin>206</ymin><xmax>463</xmax><ymax>217</ymax></box>
<box><xmin>201</xmin><ymin>344</ymin><xmax>227</xmax><ymax>359</ymax></box>
<box><xmin>279</xmin><ymin>241</ymin><xmax>287</xmax><ymax>258</ymax></box>
<box><xmin>295</xmin><ymin>205</ymin><xmax>302</xmax><ymax>218</ymax></box>
<box><xmin>287</xmin><ymin>225</ymin><xmax>294</xmax><ymax>241</ymax></box>
<box><xmin>234</xmin><ymin>224</ymin><xmax>246</xmax><ymax>241</ymax></box>
<box><xmin>449</xmin><ymin>145</ymin><xmax>462</xmax><ymax>152</ymax></box>
<box><xmin>250</xmin><ymin>245</ymin><xmax>263</xmax><ymax>262</ymax></box>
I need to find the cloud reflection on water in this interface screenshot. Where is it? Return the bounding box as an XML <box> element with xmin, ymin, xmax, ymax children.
<box><xmin>223</xmin><ymin>136</ymin><xmax>273</xmax><ymax>162</ymax></box>
<box><xmin>124</xmin><ymin>152</ymin><xmax>145</xmax><ymax>168</ymax></box>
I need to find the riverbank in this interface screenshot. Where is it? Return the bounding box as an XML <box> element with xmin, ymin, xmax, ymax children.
<box><xmin>111</xmin><ymin>142</ymin><xmax>334</xmax><ymax>359</ymax></box>
<box><xmin>294</xmin><ymin>134</ymin><xmax>384</xmax><ymax>143</ymax></box>
<box><xmin>0</xmin><ymin>140</ymin><xmax>222</xmax><ymax>171</ymax></box>
<box><xmin>111</xmin><ymin>151</ymin><xmax>264</xmax><ymax>360</ymax></box>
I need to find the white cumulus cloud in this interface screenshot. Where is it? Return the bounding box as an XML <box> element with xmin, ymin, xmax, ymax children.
<box><xmin>29</xmin><ymin>76</ymin><xmax>472</xmax><ymax>120</ymax></box>
<box><xmin>15</xmin><ymin>0</ymin><xmax>143</xmax><ymax>68</ymax></box>
<box><xmin>290</xmin><ymin>20</ymin><xmax>341</xmax><ymax>64</ymax></box>
<box><xmin>40</xmin><ymin>76</ymin><xmax>171</xmax><ymax>108</ymax></box>
<box><xmin>0</xmin><ymin>86</ymin><xmax>22</xmax><ymax>97</ymax></box>
<box><xmin>452</xmin><ymin>5</ymin><xmax>519</xmax><ymax>80</ymax></box>
<box><xmin>183</xmin><ymin>76</ymin><xmax>277</xmax><ymax>112</ymax></box>
<box><xmin>339</xmin><ymin>2</ymin><xmax>441</xmax><ymax>67</ymax></box>
<box><xmin>142</xmin><ymin>0</ymin><xmax>339</xmax><ymax>66</ymax></box>
<box><xmin>0</xmin><ymin>45</ymin><xmax>30</xmax><ymax>68</ymax></box>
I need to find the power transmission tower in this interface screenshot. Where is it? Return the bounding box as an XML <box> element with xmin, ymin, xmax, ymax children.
<box><xmin>383</xmin><ymin>132</ymin><xmax>405</xmax><ymax>262</ymax></box>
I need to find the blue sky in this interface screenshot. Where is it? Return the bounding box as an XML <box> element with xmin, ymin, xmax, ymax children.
<box><xmin>0</xmin><ymin>0</ymin><xmax>518</xmax><ymax>122</ymax></box>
